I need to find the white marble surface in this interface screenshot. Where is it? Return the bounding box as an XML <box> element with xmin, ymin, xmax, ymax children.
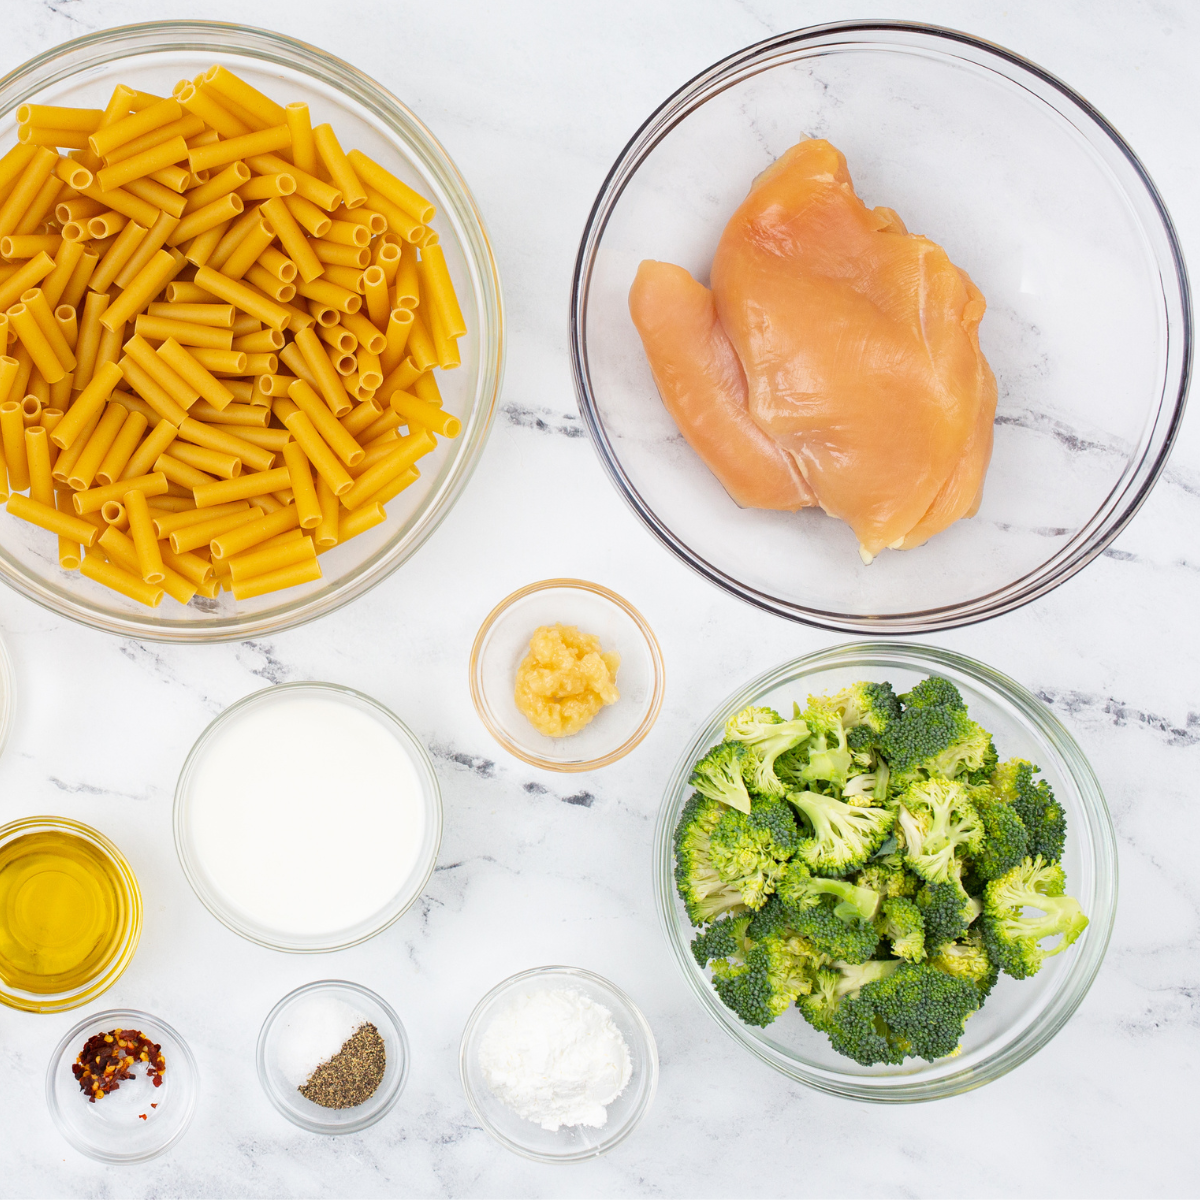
<box><xmin>0</xmin><ymin>1</ymin><xmax>1195</xmax><ymax>1195</ymax></box>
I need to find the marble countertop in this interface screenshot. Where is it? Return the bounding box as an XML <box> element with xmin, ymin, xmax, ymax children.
<box><xmin>0</xmin><ymin>1</ymin><xmax>1195</xmax><ymax>1196</ymax></box>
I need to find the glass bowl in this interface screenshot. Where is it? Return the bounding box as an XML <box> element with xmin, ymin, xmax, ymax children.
<box><xmin>459</xmin><ymin>966</ymin><xmax>658</xmax><ymax>1163</ymax></box>
<box><xmin>0</xmin><ymin>816</ymin><xmax>142</xmax><ymax>1014</ymax></box>
<box><xmin>571</xmin><ymin>21</ymin><xmax>1190</xmax><ymax>633</ymax></box>
<box><xmin>653</xmin><ymin>641</ymin><xmax>1118</xmax><ymax>1102</ymax></box>
<box><xmin>0</xmin><ymin>21</ymin><xmax>503</xmax><ymax>642</ymax></box>
<box><xmin>257</xmin><ymin>979</ymin><xmax>409</xmax><ymax>1135</ymax></box>
<box><xmin>469</xmin><ymin>579</ymin><xmax>665</xmax><ymax>772</ymax></box>
<box><xmin>173</xmin><ymin>681</ymin><xmax>442</xmax><ymax>952</ymax></box>
<box><xmin>46</xmin><ymin>1007</ymin><xmax>198</xmax><ymax>1162</ymax></box>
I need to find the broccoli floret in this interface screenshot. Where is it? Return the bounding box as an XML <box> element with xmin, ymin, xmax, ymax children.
<box><xmin>854</xmin><ymin>860</ymin><xmax>920</xmax><ymax>899</ymax></box>
<box><xmin>929</xmin><ymin>928</ymin><xmax>999</xmax><ymax>998</ymax></box>
<box><xmin>706</xmin><ymin>795</ymin><xmax>798</xmax><ymax>909</ymax></box>
<box><xmin>777</xmin><ymin>696</ymin><xmax>854</xmax><ymax>791</ymax></box>
<box><xmin>896</xmin><ymin>778</ymin><xmax>983</xmax><ymax>885</ymax></box>
<box><xmin>673</xmin><ymin>794</ymin><xmax>750</xmax><ymax>926</ymax></box>
<box><xmin>900</xmin><ymin>676</ymin><xmax>966</xmax><ymax>711</ymax></box>
<box><xmin>775</xmin><ymin>862</ymin><xmax>881</xmax><ymax>963</ymax></box>
<box><xmin>991</xmin><ymin>759</ymin><xmax>1067</xmax><ymax>863</ymax></box>
<box><xmin>689</xmin><ymin>741</ymin><xmax>754</xmax><ymax>814</ymax></box>
<box><xmin>917</xmin><ymin>879</ymin><xmax>979</xmax><ymax>949</ymax></box>
<box><xmin>858</xmin><ymin>961</ymin><xmax>981</xmax><ymax>1062</ymax></box>
<box><xmin>981</xmin><ymin>856</ymin><xmax>1089</xmax><ymax>979</ymax></box>
<box><xmin>880</xmin><ymin>698</ymin><xmax>996</xmax><ymax>789</ymax></box>
<box><xmin>875</xmin><ymin>896</ymin><xmax>926</xmax><ymax>962</ymax></box>
<box><xmin>796</xmin><ymin>961</ymin><xmax>906</xmax><ymax>1065</ymax></box>
<box><xmin>711</xmin><ymin>930</ymin><xmax>826</xmax><ymax>1026</ymax></box>
<box><xmin>970</xmin><ymin>783</ymin><xmax>1030</xmax><ymax>881</ymax></box>
<box><xmin>690</xmin><ymin>914</ymin><xmax>752</xmax><ymax>968</ymax></box>
<box><xmin>832</xmin><ymin>681</ymin><xmax>901</xmax><ymax>737</ymax></box>
<box><xmin>786</xmin><ymin>790</ymin><xmax>895</xmax><ymax>877</ymax></box>
<box><xmin>723</xmin><ymin>706</ymin><xmax>810</xmax><ymax>796</ymax></box>
<box><xmin>842</xmin><ymin>760</ymin><xmax>891</xmax><ymax>806</ymax></box>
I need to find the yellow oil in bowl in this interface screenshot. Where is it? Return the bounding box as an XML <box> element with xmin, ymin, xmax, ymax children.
<box><xmin>0</xmin><ymin>818</ymin><xmax>141</xmax><ymax>1012</ymax></box>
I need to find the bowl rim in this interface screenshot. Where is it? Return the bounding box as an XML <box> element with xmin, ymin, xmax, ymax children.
<box><xmin>45</xmin><ymin>1006</ymin><xmax>198</xmax><ymax>1163</ymax></box>
<box><xmin>0</xmin><ymin>815</ymin><xmax>142</xmax><ymax>1014</ymax></box>
<box><xmin>570</xmin><ymin>19</ymin><xmax>1192</xmax><ymax>635</ymax></box>
<box><xmin>173</xmin><ymin>680</ymin><xmax>443</xmax><ymax>953</ymax></box>
<box><xmin>652</xmin><ymin>640</ymin><xmax>1119</xmax><ymax>1102</ymax></box>
<box><xmin>468</xmin><ymin>578</ymin><xmax>666</xmax><ymax>772</ymax></box>
<box><xmin>255</xmin><ymin>978</ymin><xmax>411</xmax><ymax>1135</ymax></box>
<box><xmin>0</xmin><ymin>19</ymin><xmax>504</xmax><ymax>643</ymax></box>
<box><xmin>458</xmin><ymin>963</ymin><xmax>660</xmax><ymax>1163</ymax></box>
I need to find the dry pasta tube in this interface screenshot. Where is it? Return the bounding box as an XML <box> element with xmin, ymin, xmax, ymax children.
<box><xmin>359</xmin><ymin>464</ymin><xmax>419</xmax><ymax>511</ymax></box>
<box><xmin>293</xmin><ymin>326</ymin><xmax>352</xmax><ymax>416</ymax></box>
<box><xmin>96</xmin><ymin>408</ymin><xmax>148</xmax><ymax>486</ymax></box>
<box><xmin>115</xmin><ymin>209</ymin><xmax>182</xmax><ymax>289</ymax></box>
<box><xmin>157</xmin><ymin>337</ymin><xmax>235</xmax><ymax>409</ymax></box>
<box><xmin>124</xmin><ymin>487</ymin><xmax>165</xmax><ymax>583</ymax></box>
<box><xmin>282</xmin><ymin>441</ymin><xmax>320</xmax><ymax>528</ymax></box>
<box><xmin>340</xmin><ymin>397</ymin><xmax>383</xmax><ymax>438</ymax></box>
<box><xmin>0</xmin><ymin>401</ymin><xmax>29</xmax><ymax>490</ymax></box>
<box><xmin>170</xmin><ymin>505</ymin><xmax>265</xmax><ymax>553</ymax></box>
<box><xmin>124</xmin><ymin>335</ymin><xmax>200</xmax><ymax>407</ymax></box>
<box><xmin>0</xmin><ymin>251</ymin><xmax>55</xmax><ymax>311</ymax></box>
<box><xmin>278</xmin><ymin>407</ymin><xmax>352</xmax><ymax>496</ymax></box>
<box><xmin>24</xmin><ymin>425</ymin><xmax>53</xmax><ymax>505</ymax></box>
<box><xmin>42</xmin><ymin>238</ymin><xmax>85</xmax><ymax>307</ymax></box>
<box><xmin>261</xmin><ymin>196</ymin><xmax>323</xmax><ymax>283</ymax></box>
<box><xmin>231</xmin><ymin>555</ymin><xmax>321</xmax><ymax>600</ymax></box>
<box><xmin>417</xmin><ymin>243</ymin><xmax>467</xmax><ymax>339</ymax></box>
<box><xmin>55</xmin><ymin>488</ymin><xmax>81</xmax><ymax>568</ymax></box>
<box><xmin>227</xmin><ymin>533</ymin><xmax>314</xmax><ymax>583</ymax></box>
<box><xmin>339</xmin><ymin>434</ymin><xmax>432</xmax><ymax>511</ymax></box>
<box><xmin>73</xmin><ymin>470</ymin><xmax>168</xmax><ymax>514</ymax></box>
<box><xmin>346</xmin><ymin>150</ymin><xmax>434</xmax><ymax>224</ymax></box>
<box><xmin>210</xmin><ymin>502</ymin><xmax>300</xmax><ymax>560</ymax></box>
<box><xmin>51</xmin><ymin>408</ymin><xmax>101</xmax><ymax>484</ymax></box>
<box><xmin>120</xmin><ymin>417</ymin><xmax>178</xmax><ymax>480</ymax></box>
<box><xmin>194</xmin><ymin>466</ymin><xmax>290</xmax><ymax>508</ymax></box>
<box><xmin>287</xmin><ymin>379</ymin><xmax>364</xmax><ymax>466</ymax></box>
<box><xmin>156</xmin><ymin>452</ymin><xmax>215</xmax><ymax>490</ymax></box>
<box><xmin>100</xmin><ymin>250</ymin><xmax>180</xmax><ymax>331</ymax></box>
<box><xmin>193</xmin><ymin>265</ymin><xmax>290</xmax><ymax>331</ymax></box>
<box><xmin>161</xmin><ymin>543</ymin><xmax>213</xmax><ymax>586</ymax></box>
<box><xmin>80</xmin><ymin>547</ymin><xmax>163</xmax><ymax>606</ymax></box>
<box><xmin>69</xmin><ymin>400</ymin><xmax>127</xmax><ymax>489</ymax></box>
<box><xmin>8</xmin><ymin>303</ymin><xmax>65</xmax><ymax>384</ymax></box>
<box><xmin>169</xmin><ymin>441</ymin><xmax>240</xmax><ymax>479</ymax></box>
<box><xmin>8</xmin><ymin>492</ymin><xmax>98</xmax><ymax>545</ymax></box>
<box><xmin>135</xmin><ymin>314</ymin><xmax>233</xmax><ymax>349</ymax></box>
<box><xmin>188</xmin><ymin>125</ymin><xmax>290</xmax><ymax>173</ymax></box>
<box><xmin>152</xmin><ymin>499</ymin><xmax>249</xmax><ymax>538</ymax></box>
<box><xmin>390</xmin><ymin>390</ymin><xmax>462</xmax><ymax>438</ymax></box>
<box><xmin>177</xmin><ymin>416</ymin><xmax>274</xmax><ymax>472</ymax></box>
<box><xmin>190</xmin><ymin>400</ymin><xmax>268</xmax><ymax>427</ymax></box>
<box><xmin>337</xmin><ymin>501</ymin><xmax>386</xmax><ymax>542</ymax></box>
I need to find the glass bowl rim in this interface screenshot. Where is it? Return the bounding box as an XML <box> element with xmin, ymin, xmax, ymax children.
<box><xmin>569</xmin><ymin>18</ymin><xmax>1192</xmax><ymax>635</ymax></box>
<box><xmin>0</xmin><ymin>814</ymin><xmax>142</xmax><ymax>1013</ymax></box>
<box><xmin>255</xmin><ymin>977</ymin><xmax>411</xmax><ymax>1135</ymax></box>
<box><xmin>172</xmin><ymin>680</ymin><xmax>443</xmax><ymax>953</ymax></box>
<box><xmin>651</xmin><ymin>640</ymin><xmax>1119</xmax><ymax>1102</ymax></box>
<box><xmin>468</xmin><ymin>578</ymin><xmax>666</xmax><ymax>772</ymax></box>
<box><xmin>45</xmin><ymin>1005</ymin><xmax>198</xmax><ymax>1163</ymax></box>
<box><xmin>0</xmin><ymin>19</ymin><xmax>504</xmax><ymax>643</ymax></box>
<box><xmin>457</xmin><ymin>963</ymin><xmax>660</xmax><ymax>1163</ymax></box>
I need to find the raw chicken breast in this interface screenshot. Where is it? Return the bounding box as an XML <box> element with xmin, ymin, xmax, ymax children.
<box><xmin>711</xmin><ymin>138</ymin><xmax>997</xmax><ymax>560</ymax></box>
<box><xmin>629</xmin><ymin>259</ymin><xmax>815</xmax><ymax>512</ymax></box>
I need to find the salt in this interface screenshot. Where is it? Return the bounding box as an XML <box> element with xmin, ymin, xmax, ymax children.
<box><xmin>277</xmin><ymin>994</ymin><xmax>365</xmax><ymax>1088</ymax></box>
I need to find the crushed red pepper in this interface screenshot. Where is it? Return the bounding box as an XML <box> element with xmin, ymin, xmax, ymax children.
<box><xmin>72</xmin><ymin>1028</ymin><xmax>165</xmax><ymax>1102</ymax></box>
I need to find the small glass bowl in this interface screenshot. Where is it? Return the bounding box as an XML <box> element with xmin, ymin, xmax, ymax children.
<box><xmin>571</xmin><ymin>21</ymin><xmax>1190</xmax><ymax>632</ymax></box>
<box><xmin>46</xmin><ymin>1008</ymin><xmax>198</xmax><ymax>1163</ymax></box>
<box><xmin>469</xmin><ymin>580</ymin><xmax>665</xmax><ymax>771</ymax></box>
<box><xmin>459</xmin><ymin>966</ymin><xmax>658</xmax><ymax>1163</ymax></box>
<box><xmin>0</xmin><ymin>817</ymin><xmax>141</xmax><ymax>1014</ymax></box>
<box><xmin>173</xmin><ymin>682</ymin><xmax>442</xmax><ymax>953</ymax></box>
<box><xmin>0</xmin><ymin>22</ymin><xmax>503</xmax><ymax>642</ymax></box>
<box><xmin>654</xmin><ymin>642</ymin><xmax>1118</xmax><ymax>1102</ymax></box>
<box><xmin>257</xmin><ymin>980</ymin><xmax>409</xmax><ymax>1135</ymax></box>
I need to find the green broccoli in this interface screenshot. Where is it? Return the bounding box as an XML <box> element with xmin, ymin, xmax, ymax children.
<box><xmin>775</xmin><ymin>862</ymin><xmax>882</xmax><ymax>963</ymax></box>
<box><xmin>673</xmin><ymin>794</ymin><xmax>750</xmax><ymax>926</ymax></box>
<box><xmin>833</xmin><ymin>681</ymin><xmax>901</xmax><ymax>738</ymax></box>
<box><xmin>778</xmin><ymin>696</ymin><xmax>854</xmax><ymax>791</ymax></box>
<box><xmin>689</xmin><ymin>741</ymin><xmax>754</xmax><ymax>814</ymax></box>
<box><xmin>711</xmin><ymin>930</ymin><xmax>826</xmax><ymax>1026</ymax></box>
<box><xmin>899</xmin><ymin>676</ymin><xmax>966</xmax><ymax>710</ymax></box>
<box><xmin>929</xmin><ymin>928</ymin><xmax>998</xmax><ymax>998</ymax></box>
<box><xmin>981</xmin><ymin>856</ymin><xmax>1089</xmax><ymax>979</ymax></box>
<box><xmin>796</xmin><ymin>960</ymin><xmax>906</xmax><ymax>1065</ymax></box>
<box><xmin>991</xmin><ymin>759</ymin><xmax>1067</xmax><ymax>862</ymax></box>
<box><xmin>723</xmin><ymin>706</ymin><xmax>810</xmax><ymax>796</ymax></box>
<box><xmin>880</xmin><ymin>687</ymin><xmax>996</xmax><ymax>789</ymax></box>
<box><xmin>895</xmin><ymin>778</ymin><xmax>983</xmax><ymax>885</ymax></box>
<box><xmin>854</xmin><ymin>860</ymin><xmax>919</xmax><ymax>899</ymax></box>
<box><xmin>786</xmin><ymin>790</ymin><xmax>895</xmax><ymax>877</ymax></box>
<box><xmin>917</xmin><ymin>879</ymin><xmax>979</xmax><ymax>949</ymax></box>
<box><xmin>690</xmin><ymin>914</ymin><xmax>752</xmax><ymax>968</ymax></box>
<box><xmin>875</xmin><ymin>896</ymin><xmax>926</xmax><ymax>962</ymax></box>
<box><xmin>707</xmin><ymin>795</ymin><xmax>798</xmax><ymax>908</ymax></box>
<box><xmin>970</xmin><ymin>783</ymin><xmax>1030</xmax><ymax>880</ymax></box>
<box><xmin>857</xmin><ymin>961</ymin><xmax>981</xmax><ymax>1062</ymax></box>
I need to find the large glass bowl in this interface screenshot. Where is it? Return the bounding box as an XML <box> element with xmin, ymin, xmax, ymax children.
<box><xmin>572</xmin><ymin>21</ymin><xmax>1190</xmax><ymax>633</ymax></box>
<box><xmin>653</xmin><ymin>642</ymin><xmax>1118</xmax><ymax>1102</ymax></box>
<box><xmin>0</xmin><ymin>22</ymin><xmax>502</xmax><ymax>641</ymax></box>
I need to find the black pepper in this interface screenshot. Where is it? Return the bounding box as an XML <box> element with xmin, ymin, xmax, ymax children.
<box><xmin>299</xmin><ymin>1022</ymin><xmax>386</xmax><ymax>1109</ymax></box>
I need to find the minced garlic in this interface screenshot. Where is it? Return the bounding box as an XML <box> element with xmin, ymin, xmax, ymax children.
<box><xmin>514</xmin><ymin>624</ymin><xmax>620</xmax><ymax>738</ymax></box>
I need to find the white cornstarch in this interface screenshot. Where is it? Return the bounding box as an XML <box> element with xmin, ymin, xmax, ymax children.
<box><xmin>477</xmin><ymin>987</ymin><xmax>633</xmax><ymax>1131</ymax></box>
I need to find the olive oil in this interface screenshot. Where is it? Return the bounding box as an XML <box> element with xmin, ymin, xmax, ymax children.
<box><xmin>0</xmin><ymin>829</ymin><xmax>129</xmax><ymax>994</ymax></box>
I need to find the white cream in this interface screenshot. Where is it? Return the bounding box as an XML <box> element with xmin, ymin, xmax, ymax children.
<box><xmin>185</xmin><ymin>690</ymin><xmax>428</xmax><ymax>938</ymax></box>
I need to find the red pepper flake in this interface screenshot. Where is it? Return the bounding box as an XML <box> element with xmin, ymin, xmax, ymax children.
<box><xmin>138</xmin><ymin>1113</ymin><xmax>147</xmax><ymax>1120</ymax></box>
<box><xmin>151</xmin><ymin>1103</ymin><xmax>158</xmax><ymax>1109</ymax></box>
<box><xmin>72</xmin><ymin>1029</ymin><xmax>165</xmax><ymax>1102</ymax></box>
